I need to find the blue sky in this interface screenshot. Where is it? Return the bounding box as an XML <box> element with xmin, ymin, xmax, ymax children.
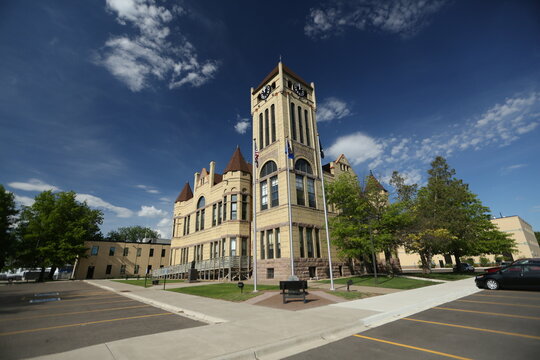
<box><xmin>1</xmin><ymin>0</ymin><xmax>539</xmax><ymax>237</ymax></box>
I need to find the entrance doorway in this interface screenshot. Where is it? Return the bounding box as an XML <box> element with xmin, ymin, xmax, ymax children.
<box><xmin>86</xmin><ymin>266</ymin><xmax>95</xmax><ymax>279</ymax></box>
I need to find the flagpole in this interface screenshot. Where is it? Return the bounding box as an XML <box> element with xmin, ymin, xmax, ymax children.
<box><xmin>317</xmin><ymin>134</ymin><xmax>334</xmax><ymax>291</ymax></box>
<box><xmin>285</xmin><ymin>138</ymin><xmax>295</xmax><ymax>277</ymax></box>
<box><xmin>252</xmin><ymin>138</ymin><xmax>258</xmax><ymax>292</ymax></box>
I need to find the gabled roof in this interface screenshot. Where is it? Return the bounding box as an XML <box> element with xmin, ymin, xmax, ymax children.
<box><xmin>175</xmin><ymin>182</ymin><xmax>193</xmax><ymax>203</ymax></box>
<box><xmin>223</xmin><ymin>147</ymin><xmax>252</xmax><ymax>175</ymax></box>
<box><xmin>366</xmin><ymin>173</ymin><xmax>388</xmax><ymax>193</ymax></box>
<box><xmin>253</xmin><ymin>63</ymin><xmax>312</xmax><ymax>94</ymax></box>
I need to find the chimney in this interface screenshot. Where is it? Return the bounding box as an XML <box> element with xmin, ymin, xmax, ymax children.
<box><xmin>209</xmin><ymin>161</ymin><xmax>216</xmax><ymax>187</ymax></box>
<box><xmin>194</xmin><ymin>172</ymin><xmax>200</xmax><ymax>190</ymax></box>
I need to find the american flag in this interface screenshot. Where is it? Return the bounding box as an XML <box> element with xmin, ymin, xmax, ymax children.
<box><xmin>254</xmin><ymin>145</ymin><xmax>259</xmax><ymax>167</ymax></box>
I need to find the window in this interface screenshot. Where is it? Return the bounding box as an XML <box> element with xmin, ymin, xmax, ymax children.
<box><xmin>298</xmin><ymin>106</ymin><xmax>304</xmax><ymax>143</ymax></box>
<box><xmin>136</xmin><ymin>248</ymin><xmax>141</xmax><ymax>257</ymax></box>
<box><xmin>218</xmin><ymin>201</ymin><xmax>222</xmax><ymax>224</ymax></box>
<box><xmin>315</xmin><ymin>229</ymin><xmax>321</xmax><ymax>258</ymax></box>
<box><xmin>91</xmin><ymin>246</ymin><xmax>99</xmax><ymax>256</ymax></box>
<box><xmin>309</xmin><ymin>267</ymin><xmax>316</xmax><ymax>278</ymax></box>
<box><xmin>109</xmin><ymin>247</ymin><xmax>115</xmax><ymax>256</ymax></box>
<box><xmin>290</xmin><ymin>102</ymin><xmax>297</xmax><ymax>141</ymax></box>
<box><xmin>305</xmin><ymin>109</ymin><xmax>310</xmax><ymax>146</ymax></box>
<box><xmin>260</xmin><ymin>231</ymin><xmax>265</xmax><ymax>259</ymax></box>
<box><xmin>106</xmin><ymin>265</ymin><xmax>112</xmax><ymax>275</ymax></box>
<box><xmin>200</xmin><ymin>208</ymin><xmax>205</xmax><ymax>230</ymax></box>
<box><xmin>149</xmin><ymin>248</ymin><xmax>154</xmax><ymax>257</ymax></box>
<box><xmin>270</xmin><ymin>176</ymin><xmax>279</xmax><ymax>207</ymax></box>
<box><xmin>271</xmin><ymin>104</ymin><xmax>276</xmax><ymax>143</ymax></box>
<box><xmin>134</xmin><ymin>265</ymin><xmax>140</xmax><ymax>274</ymax></box>
<box><xmin>231</xmin><ymin>194</ymin><xmax>237</xmax><ymax>220</ymax></box>
<box><xmin>146</xmin><ymin>265</ymin><xmax>152</xmax><ymax>274</ymax></box>
<box><xmin>212</xmin><ymin>204</ymin><xmax>217</xmax><ymax>226</ymax></box>
<box><xmin>260</xmin><ymin>161</ymin><xmax>277</xmax><ymax>177</ymax></box>
<box><xmin>230</xmin><ymin>237</ymin><xmax>237</xmax><ymax>256</ymax></box>
<box><xmin>265</xmin><ymin>108</ymin><xmax>270</xmax><ymax>147</ymax></box>
<box><xmin>267</xmin><ymin>230</ymin><xmax>274</xmax><ymax>259</ymax></box>
<box><xmin>267</xmin><ymin>268</ymin><xmax>274</xmax><ymax>279</ymax></box>
<box><xmin>161</xmin><ymin>248</ymin><xmax>166</xmax><ymax>257</ymax></box>
<box><xmin>276</xmin><ymin>228</ymin><xmax>281</xmax><ymax>258</ymax></box>
<box><xmin>299</xmin><ymin>227</ymin><xmax>305</xmax><ymax>258</ymax></box>
<box><xmin>306</xmin><ymin>228</ymin><xmax>314</xmax><ymax>258</ymax></box>
<box><xmin>295</xmin><ymin>159</ymin><xmax>313</xmax><ymax>174</ymax></box>
<box><xmin>196</xmin><ymin>197</ymin><xmax>205</xmax><ymax>231</ymax></box>
<box><xmin>123</xmin><ymin>247</ymin><xmax>129</xmax><ymax>256</ymax></box>
<box><xmin>260</xmin><ymin>180</ymin><xmax>268</xmax><ymax>210</ymax></box>
<box><xmin>241</xmin><ymin>237</ymin><xmax>248</xmax><ymax>256</ymax></box>
<box><xmin>307</xmin><ymin>178</ymin><xmax>316</xmax><ymax>208</ymax></box>
<box><xmin>242</xmin><ymin>195</ymin><xmax>248</xmax><ymax>220</ymax></box>
<box><xmin>296</xmin><ymin>175</ymin><xmax>305</xmax><ymax>206</ymax></box>
<box><xmin>259</xmin><ymin>113</ymin><xmax>263</xmax><ymax>149</ymax></box>
<box><xmin>120</xmin><ymin>265</ymin><xmax>126</xmax><ymax>274</ymax></box>
<box><xmin>223</xmin><ymin>196</ymin><xmax>227</xmax><ymax>221</ymax></box>
<box><xmin>221</xmin><ymin>238</ymin><xmax>226</xmax><ymax>257</ymax></box>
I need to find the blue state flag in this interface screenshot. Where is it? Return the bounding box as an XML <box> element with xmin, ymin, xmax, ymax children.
<box><xmin>285</xmin><ymin>140</ymin><xmax>294</xmax><ymax>159</ymax></box>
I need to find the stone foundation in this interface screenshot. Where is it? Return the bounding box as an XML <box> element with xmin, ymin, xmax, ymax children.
<box><xmin>255</xmin><ymin>257</ymin><xmax>359</xmax><ymax>281</ymax></box>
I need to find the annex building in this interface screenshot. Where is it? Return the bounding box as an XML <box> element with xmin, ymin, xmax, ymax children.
<box><xmin>166</xmin><ymin>63</ymin><xmax>356</xmax><ymax>281</ymax></box>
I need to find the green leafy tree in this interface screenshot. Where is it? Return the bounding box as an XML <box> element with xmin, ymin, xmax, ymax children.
<box><xmin>0</xmin><ymin>185</ymin><xmax>18</xmax><ymax>270</ymax></box>
<box><xmin>17</xmin><ymin>191</ymin><xmax>103</xmax><ymax>281</ymax></box>
<box><xmin>106</xmin><ymin>226</ymin><xmax>159</xmax><ymax>242</ymax></box>
<box><xmin>535</xmin><ymin>232</ymin><xmax>540</xmax><ymax>247</ymax></box>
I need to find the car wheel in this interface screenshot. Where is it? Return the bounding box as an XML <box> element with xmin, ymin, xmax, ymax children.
<box><xmin>485</xmin><ymin>279</ymin><xmax>499</xmax><ymax>290</ymax></box>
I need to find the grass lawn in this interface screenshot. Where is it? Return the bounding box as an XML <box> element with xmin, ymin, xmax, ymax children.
<box><xmin>318</xmin><ymin>275</ymin><xmax>435</xmax><ymax>289</ymax></box>
<box><xmin>328</xmin><ymin>290</ymin><xmax>377</xmax><ymax>300</ymax></box>
<box><xmin>112</xmin><ymin>279</ymin><xmax>185</xmax><ymax>287</ymax></box>
<box><xmin>168</xmin><ymin>283</ymin><xmax>280</xmax><ymax>302</ymax></box>
<box><xmin>405</xmin><ymin>273</ymin><xmax>477</xmax><ymax>281</ymax></box>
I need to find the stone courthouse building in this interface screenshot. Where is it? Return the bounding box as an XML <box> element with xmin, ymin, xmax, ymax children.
<box><xmin>167</xmin><ymin>63</ymin><xmax>356</xmax><ymax>281</ymax></box>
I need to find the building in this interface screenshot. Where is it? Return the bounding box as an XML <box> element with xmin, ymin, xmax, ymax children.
<box><xmin>491</xmin><ymin>216</ymin><xmax>540</xmax><ymax>259</ymax></box>
<box><xmin>72</xmin><ymin>239</ymin><xmax>171</xmax><ymax>279</ymax></box>
<box><xmin>167</xmin><ymin>63</ymin><xmax>357</xmax><ymax>281</ymax></box>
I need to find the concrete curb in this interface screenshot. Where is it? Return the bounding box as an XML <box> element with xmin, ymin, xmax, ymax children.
<box><xmin>85</xmin><ymin>280</ymin><xmax>227</xmax><ymax>325</ymax></box>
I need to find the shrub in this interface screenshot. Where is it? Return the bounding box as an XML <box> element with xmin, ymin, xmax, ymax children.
<box><xmin>479</xmin><ymin>257</ymin><xmax>490</xmax><ymax>267</ymax></box>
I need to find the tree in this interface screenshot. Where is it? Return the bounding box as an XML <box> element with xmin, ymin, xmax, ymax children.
<box><xmin>17</xmin><ymin>191</ymin><xmax>103</xmax><ymax>281</ymax></box>
<box><xmin>106</xmin><ymin>226</ymin><xmax>159</xmax><ymax>242</ymax></box>
<box><xmin>535</xmin><ymin>232</ymin><xmax>540</xmax><ymax>247</ymax></box>
<box><xmin>414</xmin><ymin>157</ymin><xmax>515</xmax><ymax>270</ymax></box>
<box><xmin>0</xmin><ymin>185</ymin><xmax>18</xmax><ymax>270</ymax></box>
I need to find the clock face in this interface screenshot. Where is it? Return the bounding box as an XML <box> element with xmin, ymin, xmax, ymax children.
<box><xmin>259</xmin><ymin>85</ymin><xmax>271</xmax><ymax>100</ymax></box>
<box><xmin>293</xmin><ymin>83</ymin><xmax>306</xmax><ymax>97</ymax></box>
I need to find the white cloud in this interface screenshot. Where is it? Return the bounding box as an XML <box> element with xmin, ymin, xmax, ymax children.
<box><xmin>501</xmin><ymin>163</ymin><xmax>527</xmax><ymax>174</ymax></box>
<box><xmin>327</xmin><ymin>132</ymin><xmax>384</xmax><ymax>165</ymax></box>
<box><xmin>136</xmin><ymin>184</ymin><xmax>160</xmax><ymax>194</ymax></box>
<box><xmin>137</xmin><ymin>205</ymin><xmax>167</xmax><ymax>218</ymax></box>
<box><xmin>76</xmin><ymin>193</ymin><xmax>133</xmax><ymax>218</ymax></box>
<box><xmin>159</xmin><ymin>197</ymin><xmax>172</xmax><ymax>203</ymax></box>
<box><xmin>327</xmin><ymin>92</ymin><xmax>539</xmax><ymax>183</ymax></box>
<box><xmin>96</xmin><ymin>0</ymin><xmax>218</xmax><ymax>92</ymax></box>
<box><xmin>8</xmin><ymin>179</ymin><xmax>60</xmax><ymax>192</ymax></box>
<box><xmin>317</xmin><ymin>97</ymin><xmax>351</xmax><ymax>122</ymax></box>
<box><xmin>234</xmin><ymin>116</ymin><xmax>250</xmax><ymax>134</ymax></box>
<box><xmin>155</xmin><ymin>217</ymin><xmax>172</xmax><ymax>238</ymax></box>
<box><xmin>14</xmin><ymin>194</ymin><xmax>35</xmax><ymax>207</ymax></box>
<box><xmin>305</xmin><ymin>0</ymin><xmax>448</xmax><ymax>39</ymax></box>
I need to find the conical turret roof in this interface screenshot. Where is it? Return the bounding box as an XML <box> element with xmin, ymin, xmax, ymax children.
<box><xmin>223</xmin><ymin>147</ymin><xmax>251</xmax><ymax>175</ymax></box>
<box><xmin>175</xmin><ymin>182</ymin><xmax>193</xmax><ymax>202</ymax></box>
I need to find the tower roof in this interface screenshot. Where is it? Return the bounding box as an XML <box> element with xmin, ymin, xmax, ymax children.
<box><xmin>366</xmin><ymin>173</ymin><xmax>388</xmax><ymax>193</ymax></box>
<box><xmin>223</xmin><ymin>147</ymin><xmax>251</xmax><ymax>175</ymax></box>
<box><xmin>253</xmin><ymin>63</ymin><xmax>312</xmax><ymax>94</ymax></box>
<box><xmin>175</xmin><ymin>182</ymin><xmax>193</xmax><ymax>202</ymax></box>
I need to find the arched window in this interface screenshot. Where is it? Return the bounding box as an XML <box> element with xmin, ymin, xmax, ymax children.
<box><xmin>196</xmin><ymin>196</ymin><xmax>205</xmax><ymax>231</ymax></box>
<box><xmin>259</xmin><ymin>161</ymin><xmax>278</xmax><ymax>210</ymax></box>
<box><xmin>294</xmin><ymin>159</ymin><xmax>313</xmax><ymax>174</ymax></box>
<box><xmin>260</xmin><ymin>161</ymin><xmax>277</xmax><ymax>178</ymax></box>
<box><xmin>294</xmin><ymin>159</ymin><xmax>315</xmax><ymax>208</ymax></box>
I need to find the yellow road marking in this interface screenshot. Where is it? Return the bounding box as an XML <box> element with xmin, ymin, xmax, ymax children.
<box><xmin>473</xmin><ymin>293</ymin><xmax>540</xmax><ymax>300</ymax></box>
<box><xmin>352</xmin><ymin>334</ymin><xmax>472</xmax><ymax>360</ymax></box>
<box><xmin>433</xmin><ymin>307</ymin><xmax>540</xmax><ymax>320</ymax></box>
<box><xmin>0</xmin><ymin>304</ymin><xmax>151</xmax><ymax>322</ymax></box>
<box><xmin>403</xmin><ymin>318</ymin><xmax>540</xmax><ymax>340</ymax></box>
<box><xmin>457</xmin><ymin>299</ymin><xmax>540</xmax><ymax>309</ymax></box>
<box><xmin>0</xmin><ymin>312</ymin><xmax>173</xmax><ymax>336</ymax></box>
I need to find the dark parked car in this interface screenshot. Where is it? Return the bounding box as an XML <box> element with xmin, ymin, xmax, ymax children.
<box><xmin>485</xmin><ymin>258</ymin><xmax>539</xmax><ymax>274</ymax></box>
<box><xmin>453</xmin><ymin>263</ymin><xmax>475</xmax><ymax>272</ymax></box>
<box><xmin>475</xmin><ymin>260</ymin><xmax>540</xmax><ymax>290</ymax></box>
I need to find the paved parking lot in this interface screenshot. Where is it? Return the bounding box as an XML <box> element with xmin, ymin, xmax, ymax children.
<box><xmin>0</xmin><ymin>281</ymin><xmax>204</xmax><ymax>360</ymax></box>
<box><xmin>287</xmin><ymin>289</ymin><xmax>540</xmax><ymax>359</ymax></box>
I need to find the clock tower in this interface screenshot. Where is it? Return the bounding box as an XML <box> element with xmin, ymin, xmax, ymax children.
<box><xmin>251</xmin><ymin>62</ymin><xmax>332</xmax><ymax>280</ymax></box>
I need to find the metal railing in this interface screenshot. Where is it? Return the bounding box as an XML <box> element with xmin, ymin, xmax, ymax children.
<box><xmin>152</xmin><ymin>256</ymin><xmax>251</xmax><ymax>277</ymax></box>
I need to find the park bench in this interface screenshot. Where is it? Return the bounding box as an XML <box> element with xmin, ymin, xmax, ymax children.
<box><xmin>279</xmin><ymin>280</ymin><xmax>308</xmax><ymax>304</ymax></box>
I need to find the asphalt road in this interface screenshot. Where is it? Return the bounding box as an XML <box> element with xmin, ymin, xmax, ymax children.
<box><xmin>0</xmin><ymin>281</ymin><xmax>204</xmax><ymax>360</ymax></box>
<box><xmin>287</xmin><ymin>289</ymin><xmax>540</xmax><ymax>360</ymax></box>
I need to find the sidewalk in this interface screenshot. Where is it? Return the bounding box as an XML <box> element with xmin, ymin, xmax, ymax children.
<box><xmin>31</xmin><ymin>277</ymin><xmax>480</xmax><ymax>360</ymax></box>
